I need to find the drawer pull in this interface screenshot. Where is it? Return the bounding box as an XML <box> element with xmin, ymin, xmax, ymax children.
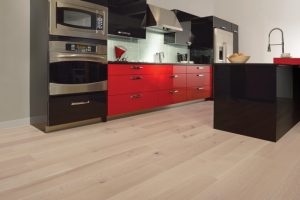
<box><xmin>131</xmin><ymin>66</ymin><xmax>143</xmax><ymax>70</ymax></box>
<box><xmin>221</xmin><ymin>26</ymin><xmax>227</xmax><ymax>30</ymax></box>
<box><xmin>71</xmin><ymin>101</ymin><xmax>90</xmax><ymax>106</ymax></box>
<box><xmin>130</xmin><ymin>94</ymin><xmax>142</xmax><ymax>99</ymax></box>
<box><xmin>118</xmin><ymin>31</ymin><xmax>131</xmax><ymax>36</ymax></box>
<box><xmin>196</xmin><ymin>67</ymin><xmax>204</xmax><ymax>70</ymax></box>
<box><xmin>169</xmin><ymin>90</ymin><xmax>179</xmax><ymax>94</ymax></box>
<box><xmin>170</xmin><ymin>75</ymin><xmax>179</xmax><ymax>79</ymax></box>
<box><xmin>197</xmin><ymin>74</ymin><xmax>204</xmax><ymax>77</ymax></box>
<box><xmin>131</xmin><ymin>76</ymin><xmax>143</xmax><ymax>80</ymax></box>
<box><xmin>197</xmin><ymin>87</ymin><xmax>204</xmax><ymax>91</ymax></box>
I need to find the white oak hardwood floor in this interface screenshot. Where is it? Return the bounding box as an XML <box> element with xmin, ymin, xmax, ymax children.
<box><xmin>0</xmin><ymin>101</ymin><xmax>300</xmax><ymax>200</ymax></box>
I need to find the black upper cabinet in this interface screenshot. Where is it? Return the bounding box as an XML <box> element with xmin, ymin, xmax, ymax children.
<box><xmin>108</xmin><ymin>0</ymin><xmax>147</xmax><ymax>39</ymax></box>
<box><xmin>232</xmin><ymin>23</ymin><xmax>239</xmax><ymax>53</ymax></box>
<box><xmin>81</xmin><ymin>0</ymin><xmax>108</xmax><ymax>6</ymax></box>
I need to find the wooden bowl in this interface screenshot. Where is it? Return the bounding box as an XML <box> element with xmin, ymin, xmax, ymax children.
<box><xmin>227</xmin><ymin>55</ymin><xmax>250</xmax><ymax>63</ymax></box>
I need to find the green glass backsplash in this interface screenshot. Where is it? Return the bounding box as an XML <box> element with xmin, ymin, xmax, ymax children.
<box><xmin>108</xmin><ymin>30</ymin><xmax>189</xmax><ymax>63</ymax></box>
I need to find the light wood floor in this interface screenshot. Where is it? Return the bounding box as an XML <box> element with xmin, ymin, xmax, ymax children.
<box><xmin>0</xmin><ymin>101</ymin><xmax>300</xmax><ymax>200</ymax></box>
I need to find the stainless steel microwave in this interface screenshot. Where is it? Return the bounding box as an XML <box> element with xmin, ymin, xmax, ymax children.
<box><xmin>49</xmin><ymin>0</ymin><xmax>108</xmax><ymax>40</ymax></box>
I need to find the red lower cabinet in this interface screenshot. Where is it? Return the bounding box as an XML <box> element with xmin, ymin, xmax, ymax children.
<box><xmin>156</xmin><ymin>88</ymin><xmax>187</xmax><ymax>107</ymax></box>
<box><xmin>187</xmin><ymin>86</ymin><xmax>211</xmax><ymax>100</ymax></box>
<box><xmin>108</xmin><ymin>92</ymin><xmax>157</xmax><ymax>116</ymax></box>
<box><xmin>187</xmin><ymin>73</ymin><xmax>211</xmax><ymax>87</ymax></box>
<box><xmin>156</xmin><ymin>74</ymin><xmax>187</xmax><ymax>90</ymax></box>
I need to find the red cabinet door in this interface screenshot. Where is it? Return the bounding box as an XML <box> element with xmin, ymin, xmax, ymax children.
<box><xmin>156</xmin><ymin>74</ymin><xmax>187</xmax><ymax>90</ymax></box>
<box><xmin>187</xmin><ymin>73</ymin><xmax>211</xmax><ymax>87</ymax></box>
<box><xmin>187</xmin><ymin>65</ymin><xmax>211</xmax><ymax>74</ymax></box>
<box><xmin>187</xmin><ymin>86</ymin><xmax>212</xmax><ymax>100</ymax></box>
<box><xmin>173</xmin><ymin>65</ymin><xmax>187</xmax><ymax>74</ymax></box>
<box><xmin>108</xmin><ymin>64</ymin><xmax>173</xmax><ymax>75</ymax></box>
<box><xmin>108</xmin><ymin>92</ymin><xmax>157</xmax><ymax>116</ymax></box>
<box><xmin>156</xmin><ymin>88</ymin><xmax>187</xmax><ymax>107</ymax></box>
<box><xmin>108</xmin><ymin>74</ymin><xmax>157</xmax><ymax>95</ymax></box>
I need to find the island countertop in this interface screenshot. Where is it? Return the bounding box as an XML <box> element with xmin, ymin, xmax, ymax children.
<box><xmin>213</xmin><ymin>63</ymin><xmax>300</xmax><ymax>142</ymax></box>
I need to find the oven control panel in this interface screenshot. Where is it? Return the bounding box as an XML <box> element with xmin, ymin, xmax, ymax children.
<box><xmin>66</xmin><ymin>44</ymin><xmax>97</xmax><ymax>53</ymax></box>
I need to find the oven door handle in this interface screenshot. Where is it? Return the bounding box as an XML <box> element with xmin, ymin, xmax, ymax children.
<box><xmin>50</xmin><ymin>53</ymin><xmax>107</xmax><ymax>64</ymax></box>
<box><xmin>49</xmin><ymin>81</ymin><xmax>107</xmax><ymax>96</ymax></box>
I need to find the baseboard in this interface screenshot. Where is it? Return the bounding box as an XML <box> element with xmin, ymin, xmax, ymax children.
<box><xmin>0</xmin><ymin>118</ymin><xmax>30</xmax><ymax>129</ymax></box>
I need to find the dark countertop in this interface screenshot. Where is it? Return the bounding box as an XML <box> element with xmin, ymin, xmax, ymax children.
<box><xmin>108</xmin><ymin>61</ymin><xmax>210</xmax><ymax>66</ymax></box>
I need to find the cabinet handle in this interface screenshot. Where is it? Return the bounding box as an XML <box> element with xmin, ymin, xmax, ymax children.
<box><xmin>131</xmin><ymin>66</ymin><xmax>143</xmax><ymax>70</ymax></box>
<box><xmin>71</xmin><ymin>101</ymin><xmax>90</xmax><ymax>106</ymax></box>
<box><xmin>170</xmin><ymin>75</ymin><xmax>179</xmax><ymax>79</ymax></box>
<box><xmin>169</xmin><ymin>90</ymin><xmax>179</xmax><ymax>94</ymax></box>
<box><xmin>118</xmin><ymin>31</ymin><xmax>131</xmax><ymax>36</ymax></box>
<box><xmin>197</xmin><ymin>74</ymin><xmax>204</xmax><ymax>77</ymax></box>
<box><xmin>221</xmin><ymin>26</ymin><xmax>226</xmax><ymax>30</ymax></box>
<box><xmin>130</xmin><ymin>94</ymin><xmax>142</xmax><ymax>99</ymax></box>
<box><xmin>130</xmin><ymin>76</ymin><xmax>143</xmax><ymax>80</ymax></box>
<box><xmin>233</xmin><ymin>30</ymin><xmax>238</xmax><ymax>33</ymax></box>
<box><xmin>196</xmin><ymin>66</ymin><xmax>204</xmax><ymax>70</ymax></box>
<box><xmin>197</xmin><ymin>87</ymin><xmax>204</xmax><ymax>91</ymax></box>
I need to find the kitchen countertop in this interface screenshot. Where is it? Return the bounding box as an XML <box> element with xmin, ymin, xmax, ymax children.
<box><xmin>108</xmin><ymin>61</ymin><xmax>210</xmax><ymax>66</ymax></box>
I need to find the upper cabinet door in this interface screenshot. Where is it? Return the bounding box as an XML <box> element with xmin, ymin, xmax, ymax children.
<box><xmin>108</xmin><ymin>0</ymin><xmax>147</xmax><ymax>39</ymax></box>
<box><xmin>213</xmin><ymin>17</ymin><xmax>232</xmax><ymax>32</ymax></box>
<box><xmin>81</xmin><ymin>0</ymin><xmax>108</xmax><ymax>6</ymax></box>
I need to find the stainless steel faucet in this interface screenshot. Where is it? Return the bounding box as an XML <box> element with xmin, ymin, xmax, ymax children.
<box><xmin>267</xmin><ymin>28</ymin><xmax>285</xmax><ymax>54</ymax></box>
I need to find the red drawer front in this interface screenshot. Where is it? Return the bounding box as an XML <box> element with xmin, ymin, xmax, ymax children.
<box><xmin>187</xmin><ymin>65</ymin><xmax>211</xmax><ymax>73</ymax></box>
<box><xmin>187</xmin><ymin>86</ymin><xmax>211</xmax><ymax>100</ymax></box>
<box><xmin>156</xmin><ymin>88</ymin><xmax>187</xmax><ymax>107</ymax></box>
<box><xmin>156</xmin><ymin>74</ymin><xmax>187</xmax><ymax>90</ymax></box>
<box><xmin>187</xmin><ymin>73</ymin><xmax>211</xmax><ymax>87</ymax></box>
<box><xmin>173</xmin><ymin>65</ymin><xmax>187</xmax><ymax>74</ymax></box>
<box><xmin>108</xmin><ymin>92</ymin><xmax>157</xmax><ymax>116</ymax></box>
<box><xmin>108</xmin><ymin>75</ymin><xmax>158</xmax><ymax>95</ymax></box>
<box><xmin>108</xmin><ymin>64</ymin><xmax>173</xmax><ymax>75</ymax></box>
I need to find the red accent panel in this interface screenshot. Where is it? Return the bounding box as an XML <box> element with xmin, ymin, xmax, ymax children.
<box><xmin>273</xmin><ymin>58</ymin><xmax>300</xmax><ymax>65</ymax></box>
<box><xmin>156</xmin><ymin>88</ymin><xmax>187</xmax><ymax>107</ymax></box>
<box><xmin>108</xmin><ymin>64</ymin><xmax>173</xmax><ymax>75</ymax></box>
<box><xmin>108</xmin><ymin>92</ymin><xmax>157</xmax><ymax>116</ymax></box>
<box><xmin>187</xmin><ymin>65</ymin><xmax>211</xmax><ymax>73</ymax></box>
<box><xmin>187</xmin><ymin>73</ymin><xmax>211</xmax><ymax>87</ymax></box>
<box><xmin>108</xmin><ymin>75</ymin><xmax>157</xmax><ymax>95</ymax></box>
<box><xmin>187</xmin><ymin>86</ymin><xmax>211</xmax><ymax>100</ymax></box>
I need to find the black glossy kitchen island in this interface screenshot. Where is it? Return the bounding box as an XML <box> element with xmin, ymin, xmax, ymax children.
<box><xmin>214</xmin><ymin>64</ymin><xmax>300</xmax><ymax>142</ymax></box>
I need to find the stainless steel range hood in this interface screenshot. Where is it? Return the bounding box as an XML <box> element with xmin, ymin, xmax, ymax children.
<box><xmin>146</xmin><ymin>4</ymin><xmax>183</xmax><ymax>33</ymax></box>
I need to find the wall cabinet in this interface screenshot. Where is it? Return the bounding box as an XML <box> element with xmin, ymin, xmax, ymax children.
<box><xmin>108</xmin><ymin>0</ymin><xmax>147</xmax><ymax>39</ymax></box>
<box><xmin>108</xmin><ymin>64</ymin><xmax>212</xmax><ymax>116</ymax></box>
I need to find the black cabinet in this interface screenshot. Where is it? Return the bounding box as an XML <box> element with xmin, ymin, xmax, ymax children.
<box><xmin>108</xmin><ymin>0</ymin><xmax>147</xmax><ymax>39</ymax></box>
<box><xmin>81</xmin><ymin>0</ymin><xmax>108</xmax><ymax>6</ymax></box>
<box><xmin>190</xmin><ymin>16</ymin><xmax>239</xmax><ymax>64</ymax></box>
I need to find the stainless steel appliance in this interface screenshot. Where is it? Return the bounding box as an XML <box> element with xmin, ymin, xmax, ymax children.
<box><xmin>214</xmin><ymin>28</ymin><xmax>233</xmax><ymax>63</ymax></box>
<box><xmin>47</xmin><ymin>40</ymin><xmax>108</xmax><ymax>131</ymax></box>
<box><xmin>49</xmin><ymin>0</ymin><xmax>108</xmax><ymax>40</ymax></box>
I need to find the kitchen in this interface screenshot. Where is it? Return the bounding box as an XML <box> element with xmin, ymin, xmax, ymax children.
<box><xmin>1</xmin><ymin>0</ymin><xmax>300</xmax><ymax>199</ymax></box>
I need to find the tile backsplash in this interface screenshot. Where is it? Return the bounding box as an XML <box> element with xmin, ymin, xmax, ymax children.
<box><xmin>108</xmin><ymin>30</ymin><xmax>189</xmax><ymax>63</ymax></box>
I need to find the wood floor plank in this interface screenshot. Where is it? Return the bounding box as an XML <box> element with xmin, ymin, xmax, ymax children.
<box><xmin>0</xmin><ymin>101</ymin><xmax>299</xmax><ymax>200</ymax></box>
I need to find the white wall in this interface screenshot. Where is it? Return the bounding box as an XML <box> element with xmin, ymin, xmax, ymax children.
<box><xmin>147</xmin><ymin>0</ymin><xmax>214</xmax><ymax>17</ymax></box>
<box><xmin>0</xmin><ymin>0</ymin><xmax>30</xmax><ymax>124</ymax></box>
<box><xmin>214</xmin><ymin>0</ymin><xmax>300</xmax><ymax>63</ymax></box>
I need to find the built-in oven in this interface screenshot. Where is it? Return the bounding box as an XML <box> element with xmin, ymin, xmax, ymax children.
<box><xmin>49</xmin><ymin>0</ymin><xmax>107</xmax><ymax>40</ymax></box>
<box><xmin>48</xmin><ymin>40</ymin><xmax>107</xmax><ymax>130</ymax></box>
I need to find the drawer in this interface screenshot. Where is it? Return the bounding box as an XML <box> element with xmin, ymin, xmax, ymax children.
<box><xmin>187</xmin><ymin>86</ymin><xmax>211</xmax><ymax>100</ymax></box>
<box><xmin>186</xmin><ymin>65</ymin><xmax>211</xmax><ymax>73</ymax></box>
<box><xmin>108</xmin><ymin>74</ymin><xmax>157</xmax><ymax>95</ymax></box>
<box><xmin>187</xmin><ymin>73</ymin><xmax>211</xmax><ymax>87</ymax></box>
<box><xmin>108</xmin><ymin>64</ymin><xmax>173</xmax><ymax>75</ymax></box>
<box><xmin>156</xmin><ymin>74</ymin><xmax>187</xmax><ymax>90</ymax></box>
<box><xmin>108</xmin><ymin>92</ymin><xmax>157</xmax><ymax>116</ymax></box>
<box><xmin>49</xmin><ymin>92</ymin><xmax>106</xmax><ymax>126</ymax></box>
<box><xmin>156</xmin><ymin>88</ymin><xmax>187</xmax><ymax>106</ymax></box>
<box><xmin>173</xmin><ymin>65</ymin><xmax>187</xmax><ymax>74</ymax></box>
